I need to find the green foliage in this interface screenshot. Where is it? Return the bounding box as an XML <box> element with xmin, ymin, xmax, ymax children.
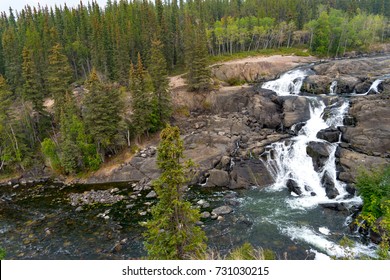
<box><xmin>144</xmin><ymin>125</ymin><xmax>207</xmax><ymax>259</ymax></box>
<box><xmin>41</xmin><ymin>138</ymin><xmax>61</xmax><ymax>172</ymax></box>
<box><xmin>355</xmin><ymin>165</ymin><xmax>390</xmax><ymax>259</ymax></box>
<box><xmin>47</xmin><ymin>43</ymin><xmax>73</xmax><ymax>122</ymax></box>
<box><xmin>22</xmin><ymin>47</ymin><xmax>43</xmax><ymax>113</ymax></box>
<box><xmin>184</xmin><ymin>14</ymin><xmax>212</xmax><ymax>92</ymax></box>
<box><xmin>307</xmin><ymin>9</ymin><xmax>387</xmax><ymax>56</ymax></box>
<box><xmin>149</xmin><ymin>39</ymin><xmax>172</xmax><ymax>129</ymax></box>
<box><xmin>130</xmin><ymin>54</ymin><xmax>156</xmax><ymax>137</ymax></box>
<box><xmin>84</xmin><ymin>69</ymin><xmax>125</xmax><ymax>158</ymax></box>
<box><xmin>0</xmin><ymin>247</ymin><xmax>5</xmax><ymax>260</ymax></box>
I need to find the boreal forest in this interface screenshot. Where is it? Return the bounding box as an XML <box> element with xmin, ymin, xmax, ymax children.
<box><xmin>0</xmin><ymin>0</ymin><xmax>389</xmax><ymax>175</ymax></box>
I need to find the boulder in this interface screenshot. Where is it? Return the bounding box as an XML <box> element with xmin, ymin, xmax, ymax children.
<box><xmin>205</xmin><ymin>169</ymin><xmax>230</xmax><ymax>187</ymax></box>
<box><xmin>230</xmin><ymin>159</ymin><xmax>274</xmax><ymax>189</ymax></box>
<box><xmin>211</xmin><ymin>205</ymin><xmax>233</xmax><ymax>216</ymax></box>
<box><xmin>282</xmin><ymin>96</ymin><xmax>311</xmax><ymax>128</ymax></box>
<box><xmin>316</xmin><ymin>128</ymin><xmax>341</xmax><ymax>143</ymax></box>
<box><xmin>146</xmin><ymin>191</ymin><xmax>157</xmax><ymax>199</ymax></box>
<box><xmin>321</xmin><ymin>171</ymin><xmax>339</xmax><ymax>199</ymax></box>
<box><xmin>303</xmin><ymin>75</ymin><xmax>331</xmax><ymax>95</ymax></box>
<box><xmin>248</xmin><ymin>91</ymin><xmax>282</xmax><ymax>129</ymax></box>
<box><xmin>338</xmin><ymin>148</ymin><xmax>389</xmax><ymax>183</ymax></box>
<box><xmin>286</xmin><ymin>179</ymin><xmax>302</xmax><ymax>196</ymax></box>
<box><xmin>306</xmin><ymin>142</ymin><xmax>332</xmax><ymax>172</ymax></box>
<box><xmin>319</xmin><ymin>202</ymin><xmax>348</xmax><ymax>212</ymax></box>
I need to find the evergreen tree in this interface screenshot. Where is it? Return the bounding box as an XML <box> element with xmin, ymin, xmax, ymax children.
<box><xmin>144</xmin><ymin>125</ymin><xmax>207</xmax><ymax>259</ymax></box>
<box><xmin>0</xmin><ymin>75</ymin><xmax>14</xmax><ymax>172</ymax></box>
<box><xmin>22</xmin><ymin>47</ymin><xmax>43</xmax><ymax>113</ymax></box>
<box><xmin>129</xmin><ymin>53</ymin><xmax>155</xmax><ymax>139</ymax></box>
<box><xmin>184</xmin><ymin>14</ymin><xmax>212</xmax><ymax>92</ymax></box>
<box><xmin>59</xmin><ymin>93</ymin><xmax>82</xmax><ymax>174</ymax></box>
<box><xmin>149</xmin><ymin>39</ymin><xmax>171</xmax><ymax>129</ymax></box>
<box><xmin>1</xmin><ymin>27</ymin><xmax>22</xmax><ymax>93</ymax></box>
<box><xmin>47</xmin><ymin>43</ymin><xmax>73</xmax><ymax>122</ymax></box>
<box><xmin>84</xmin><ymin>68</ymin><xmax>125</xmax><ymax>159</ymax></box>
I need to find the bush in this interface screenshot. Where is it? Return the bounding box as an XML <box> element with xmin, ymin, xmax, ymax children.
<box><xmin>356</xmin><ymin>165</ymin><xmax>390</xmax><ymax>259</ymax></box>
<box><xmin>0</xmin><ymin>247</ymin><xmax>5</xmax><ymax>260</ymax></box>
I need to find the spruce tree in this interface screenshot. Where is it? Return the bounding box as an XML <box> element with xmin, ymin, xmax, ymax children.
<box><xmin>129</xmin><ymin>53</ymin><xmax>155</xmax><ymax>139</ymax></box>
<box><xmin>149</xmin><ymin>39</ymin><xmax>171</xmax><ymax>128</ymax></box>
<box><xmin>22</xmin><ymin>47</ymin><xmax>43</xmax><ymax>113</ymax></box>
<box><xmin>47</xmin><ymin>43</ymin><xmax>73</xmax><ymax>122</ymax></box>
<box><xmin>144</xmin><ymin>125</ymin><xmax>207</xmax><ymax>259</ymax></box>
<box><xmin>184</xmin><ymin>15</ymin><xmax>212</xmax><ymax>92</ymax></box>
<box><xmin>0</xmin><ymin>75</ymin><xmax>13</xmax><ymax>172</ymax></box>
<box><xmin>84</xmin><ymin>69</ymin><xmax>124</xmax><ymax>159</ymax></box>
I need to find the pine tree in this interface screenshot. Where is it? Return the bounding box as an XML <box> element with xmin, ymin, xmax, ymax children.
<box><xmin>144</xmin><ymin>125</ymin><xmax>207</xmax><ymax>259</ymax></box>
<box><xmin>149</xmin><ymin>39</ymin><xmax>171</xmax><ymax>129</ymax></box>
<box><xmin>47</xmin><ymin>43</ymin><xmax>73</xmax><ymax>122</ymax></box>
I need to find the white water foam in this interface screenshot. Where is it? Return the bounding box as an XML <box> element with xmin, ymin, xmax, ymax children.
<box><xmin>281</xmin><ymin>225</ymin><xmax>377</xmax><ymax>259</ymax></box>
<box><xmin>329</xmin><ymin>81</ymin><xmax>337</xmax><ymax>95</ymax></box>
<box><xmin>262</xmin><ymin>69</ymin><xmax>308</xmax><ymax>96</ymax></box>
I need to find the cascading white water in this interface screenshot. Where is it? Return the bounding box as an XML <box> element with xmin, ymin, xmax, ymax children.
<box><xmin>253</xmin><ymin>67</ymin><xmax>380</xmax><ymax>259</ymax></box>
<box><xmin>354</xmin><ymin>79</ymin><xmax>384</xmax><ymax>96</ymax></box>
<box><xmin>262</xmin><ymin>69</ymin><xmax>308</xmax><ymax>96</ymax></box>
<box><xmin>261</xmin><ymin>99</ymin><xmax>357</xmax><ymax>209</ymax></box>
<box><xmin>366</xmin><ymin>79</ymin><xmax>383</xmax><ymax>94</ymax></box>
<box><xmin>329</xmin><ymin>81</ymin><xmax>338</xmax><ymax>95</ymax></box>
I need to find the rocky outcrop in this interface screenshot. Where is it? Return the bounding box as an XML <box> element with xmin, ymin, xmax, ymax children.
<box><xmin>342</xmin><ymin>95</ymin><xmax>390</xmax><ymax>157</ymax></box>
<box><xmin>230</xmin><ymin>159</ymin><xmax>274</xmax><ymax>189</ymax></box>
<box><xmin>211</xmin><ymin>55</ymin><xmax>316</xmax><ymax>84</ymax></box>
<box><xmin>316</xmin><ymin>128</ymin><xmax>341</xmax><ymax>143</ymax></box>
<box><xmin>321</xmin><ymin>171</ymin><xmax>339</xmax><ymax>199</ymax></box>
<box><xmin>306</xmin><ymin>142</ymin><xmax>332</xmax><ymax>172</ymax></box>
<box><xmin>303</xmin><ymin>56</ymin><xmax>390</xmax><ymax>95</ymax></box>
<box><xmin>205</xmin><ymin>169</ymin><xmax>230</xmax><ymax>187</ymax></box>
<box><xmin>337</xmin><ymin>148</ymin><xmax>389</xmax><ymax>183</ymax></box>
<box><xmin>281</xmin><ymin>96</ymin><xmax>311</xmax><ymax>128</ymax></box>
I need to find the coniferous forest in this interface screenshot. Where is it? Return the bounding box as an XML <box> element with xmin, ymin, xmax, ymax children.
<box><xmin>0</xmin><ymin>0</ymin><xmax>389</xmax><ymax>175</ymax></box>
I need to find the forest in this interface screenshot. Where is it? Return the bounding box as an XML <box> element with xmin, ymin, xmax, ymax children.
<box><xmin>0</xmin><ymin>0</ymin><xmax>389</xmax><ymax>175</ymax></box>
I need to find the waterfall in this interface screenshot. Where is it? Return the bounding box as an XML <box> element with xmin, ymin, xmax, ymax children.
<box><xmin>366</xmin><ymin>79</ymin><xmax>383</xmax><ymax>94</ymax></box>
<box><xmin>355</xmin><ymin>79</ymin><xmax>384</xmax><ymax>96</ymax></box>
<box><xmin>256</xmin><ymin>67</ymin><xmax>376</xmax><ymax>258</ymax></box>
<box><xmin>329</xmin><ymin>81</ymin><xmax>337</xmax><ymax>95</ymax></box>
<box><xmin>262</xmin><ymin>69</ymin><xmax>309</xmax><ymax>96</ymax></box>
<box><xmin>261</xmin><ymin>99</ymin><xmax>357</xmax><ymax>209</ymax></box>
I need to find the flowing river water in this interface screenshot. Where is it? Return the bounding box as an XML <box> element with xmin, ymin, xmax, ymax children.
<box><xmin>0</xmin><ymin>63</ymin><xmax>387</xmax><ymax>260</ymax></box>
